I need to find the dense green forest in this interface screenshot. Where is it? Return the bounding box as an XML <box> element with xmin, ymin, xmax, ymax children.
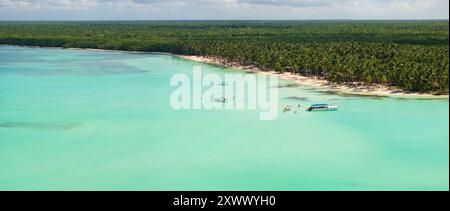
<box><xmin>0</xmin><ymin>20</ymin><xmax>448</xmax><ymax>94</ymax></box>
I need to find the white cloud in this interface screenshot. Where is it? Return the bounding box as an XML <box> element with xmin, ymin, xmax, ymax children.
<box><xmin>332</xmin><ymin>0</ymin><xmax>447</xmax><ymax>19</ymax></box>
<box><xmin>0</xmin><ymin>0</ymin><xmax>448</xmax><ymax>20</ymax></box>
<box><xmin>0</xmin><ymin>0</ymin><xmax>99</xmax><ymax>9</ymax></box>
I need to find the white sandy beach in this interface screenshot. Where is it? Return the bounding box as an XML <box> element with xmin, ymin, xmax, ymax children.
<box><xmin>179</xmin><ymin>55</ymin><xmax>449</xmax><ymax>99</ymax></box>
<box><xmin>4</xmin><ymin>45</ymin><xmax>447</xmax><ymax>99</ymax></box>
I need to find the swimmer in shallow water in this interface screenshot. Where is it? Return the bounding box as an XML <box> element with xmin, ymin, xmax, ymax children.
<box><xmin>283</xmin><ymin>105</ymin><xmax>293</xmax><ymax>113</ymax></box>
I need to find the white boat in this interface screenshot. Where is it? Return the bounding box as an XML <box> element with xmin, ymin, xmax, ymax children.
<box><xmin>307</xmin><ymin>104</ymin><xmax>339</xmax><ymax>112</ymax></box>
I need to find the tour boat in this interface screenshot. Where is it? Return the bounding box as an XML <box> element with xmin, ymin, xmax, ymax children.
<box><xmin>307</xmin><ymin>104</ymin><xmax>339</xmax><ymax>112</ymax></box>
<box><xmin>215</xmin><ymin>97</ymin><xmax>229</xmax><ymax>103</ymax></box>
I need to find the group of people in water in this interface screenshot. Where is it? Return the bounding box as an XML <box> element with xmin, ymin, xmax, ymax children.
<box><xmin>283</xmin><ymin>104</ymin><xmax>305</xmax><ymax>114</ymax></box>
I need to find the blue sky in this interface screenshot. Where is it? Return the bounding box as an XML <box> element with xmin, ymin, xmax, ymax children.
<box><xmin>0</xmin><ymin>0</ymin><xmax>448</xmax><ymax>20</ymax></box>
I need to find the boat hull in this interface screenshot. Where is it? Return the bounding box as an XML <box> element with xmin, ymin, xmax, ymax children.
<box><xmin>307</xmin><ymin>105</ymin><xmax>339</xmax><ymax>112</ymax></box>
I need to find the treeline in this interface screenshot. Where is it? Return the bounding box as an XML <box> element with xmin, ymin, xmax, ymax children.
<box><xmin>0</xmin><ymin>21</ymin><xmax>448</xmax><ymax>94</ymax></box>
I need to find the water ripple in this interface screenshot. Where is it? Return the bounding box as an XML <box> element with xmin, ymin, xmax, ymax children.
<box><xmin>0</xmin><ymin>122</ymin><xmax>81</xmax><ymax>131</ymax></box>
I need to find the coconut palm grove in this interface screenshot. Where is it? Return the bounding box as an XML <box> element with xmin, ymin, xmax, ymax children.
<box><xmin>0</xmin><ymin>20</ymin><xmax>448</xmax><ymax>94</ymax></box>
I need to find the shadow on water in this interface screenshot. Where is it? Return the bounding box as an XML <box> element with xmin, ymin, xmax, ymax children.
<box><xmin>284</xmin><ymin>96</ymin><xmax>310</xmax><ymax>101</ymax></box>
<box><xmin>322</xmin><ymin>91</ymin><xmax>449</xmax><ymax>101</ymax></box>
<box><xmin>21</xmin><ymin>68</ymin><xmax>149</xmax><ymax>77</ymax></box>
<box><xmin>0</xmin><ymin>122</ymin><xmax>81</xmax><ymax>131</ymax></box>
<box><xmin>327</xmin><ymin>98</ymin><xmax>353</xmax><ymax>101</ymax></box>
<box><xmin>394</xmin><ymin>97</ymin><xmax>449</xmax><ymax>101</ymax></box>
<box><xmin>3</xmin><ymin>60</ymin><xmax>150</xmax><ymax>77</ymax></box>
<box><xmin>276</xmin><ymin>84</ymin><xmax>301</xmax><ymax>89</ymax></box>
<box><xmin>314</xmin><ymin>90</ymin><xmax>389</xmax><ymax>100</ymax></box>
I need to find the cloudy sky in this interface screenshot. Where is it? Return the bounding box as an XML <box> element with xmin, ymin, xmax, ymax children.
<box><xmin>0</xmin><ymin>0</ymin><xmax>448</xmax><ymax>20</ymax></box>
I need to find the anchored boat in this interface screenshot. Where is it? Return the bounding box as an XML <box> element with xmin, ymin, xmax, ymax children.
<box><xmin>307</xmin><ymin>104</ymin><xmax>339</xmax><ymax>112</ymax></box>
<box><xmin>214</xmin><ymin>96</ymin><xmax>234</xmax><ymax>103</ymax></box>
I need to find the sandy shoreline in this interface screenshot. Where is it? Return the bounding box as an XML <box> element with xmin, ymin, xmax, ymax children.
<box><xmin>178</xmin><ymin>55</ymin><xmax>449</xmax><ymax>99</ymax></box>
<box><xmin>2</xmin><ymin>45</ymin><xmax>447</xmax><ymax>99</ymax></box>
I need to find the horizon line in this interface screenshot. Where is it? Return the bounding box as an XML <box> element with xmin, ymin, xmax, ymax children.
<box><xmin>0</xmin><ymin>19</ymin><xmax>449</xmax><ymax>22</ymax></box>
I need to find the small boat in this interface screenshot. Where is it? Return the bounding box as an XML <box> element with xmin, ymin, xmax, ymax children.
<box><xmin>215</xmin><ymin>97</ymin><xmax>227</xmax><ymax>103</ymax></box>
<box><xmin>307</xmin><ymin>104</ymin><xmax>339</xmax><ymax>112</ymax></box>
<box><xmin>215</xmin><ymin>97</ymin><xmax>233</xmax><ymax>103</ymax></box>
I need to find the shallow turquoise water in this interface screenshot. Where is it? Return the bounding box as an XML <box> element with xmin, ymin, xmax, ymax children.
<box><xmin>0</xmin><ymin>46</ymin><xmax>448</xmax><ymax>191</ymax></box>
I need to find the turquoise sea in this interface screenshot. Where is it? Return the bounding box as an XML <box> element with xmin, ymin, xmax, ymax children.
<box><xmin>0</xmin><ymin>45</ymin><xmax>448</xmax><ymax>191</ymax></box>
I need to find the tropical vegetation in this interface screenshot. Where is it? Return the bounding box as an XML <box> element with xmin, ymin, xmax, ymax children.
<box><xmin>0</xmin><ymin>20</ymin><xmax>448</xmax><ymax>94</ymax></box>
